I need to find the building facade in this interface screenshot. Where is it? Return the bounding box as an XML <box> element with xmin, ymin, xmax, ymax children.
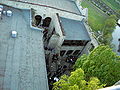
<box><xmin>29</xmin><ymin>0</ymin><xmax>92</xmax><ymax>60</ymax></box>
<box><xmin>0</xmin><ymin>0</ymin><xmax>99</xmax><ymax>89</ymax></box>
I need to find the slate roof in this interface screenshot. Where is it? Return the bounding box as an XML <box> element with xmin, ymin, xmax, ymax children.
<box><xmin>60</xmin><ymin>17</ymin><xmax>91</xmax><ymax>41</ymax></box>
<box><xmin>0</xmin><ymin>6</ymin><xmax>48</xmax><ymax>90</ymax></box>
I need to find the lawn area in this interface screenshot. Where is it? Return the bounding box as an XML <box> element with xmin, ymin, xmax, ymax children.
<box><xmin>102</xmin><ymin>0</ymin><xmax>120</xmax><ymax>11</ymax></box>
<box><xmin>81</xmin><ymin>0</ymin><xmax>108</xmax><ymax>31</ymax></box>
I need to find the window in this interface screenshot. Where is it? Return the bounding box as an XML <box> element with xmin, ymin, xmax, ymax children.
<box><xmin>62</xmin><ymin>40</ymin><xmax>71</xmax><ymax>46</ymax></box>
<box><xmin>77</xmin><ymin>51</ymin><xmax>81</xmax><ymax>56</ymax></box>
<box><xmin>66</xmin><ymin>50</ymin><xmax>73</xmax><ymax>55</ymax></box>
<box><xmin>42</xmin><ymin>17</ymin><xmax>52</xmax><ymax>27</ymax></box>
<box><xmin>35</xmin><ymin>15</ymin><xmax>42</xmax><ymax>26</ymax></box>
<box><xmin>60</xmin><ymin>50</ymin><xmax>66</xmax><ymax>56</ymax></box>
<box><xmin>73</xmin><ymin>50</ymin><xmax>80</xmax><ymax>55</ymax></box>
<box><xmin>62</xmin><ymin>40</ymin><xmax>88</xmax><ymax>46</ymax></box>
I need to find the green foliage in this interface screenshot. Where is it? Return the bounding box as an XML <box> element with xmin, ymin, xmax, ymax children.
<box><xmin>53</xmin><ymin>68</ymin><xmax>104</xmax><ymax>90</ymax></box>
<box><xmin>116</xmin><ymin>9</ymin><xmax>120</xmax><ymax>18</ymax></box>
<box><xmin>81</xmin><ymin>0</ymin><xmax>117</xmax><ymax>45</ymax></box>
<box><xmin>102</xmin><ymin>0</ymin><xmax>120</xmax><ymax>10</ymax></box>
<box><xmin>74</xmin><ymin>45</ymin><xmax>120</xmax><ymax>86</ymax></box>
<box><xmin>101</xmin><ymin>15</ymin><xmax>117</xmax><ymax>45</ymax></box>
<box><xmin>104</xmin><ymin>15</ymin><xmax>117</xmax><ymax>28</ymax></box>
<box><xmin>81</xmin><ymin>0</ymin><xmax>107</xmax><ymax>31</ymax></box>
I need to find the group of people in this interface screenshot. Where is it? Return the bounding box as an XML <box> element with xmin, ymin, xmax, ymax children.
<box><xmin>66</xmin><ymin>55</ymin><xmax>77</xmax><ymax>64</ymax></box>
<box><xmin>46</xmin><ymin>54</ymin><xmax>77</xmax><ymax>90</ymax></box>
<box><xmin>48</xmin><ymin>64</ymin><xmax>68</xmax><ymax>90</ymax></box>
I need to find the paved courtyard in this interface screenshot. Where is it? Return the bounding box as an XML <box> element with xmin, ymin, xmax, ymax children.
<box><xmin>0</xmin><ymin>6</ymin><xmax>48</xmax><ymax>90</ymax></box>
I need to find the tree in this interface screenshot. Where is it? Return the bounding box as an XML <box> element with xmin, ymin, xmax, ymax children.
<box><xmin>101</xmin><ymin>15</ymin><xmax>117</xmax><ymax>45</ymax></box>
<box><xmin>116</xmin><ymin>9</ymin><xmax>120</xmax><ymax>18</ymax></box>
<box><xmin>53</xmin><ymin>68</ymin><xmax>104</xmax><ymax>90</ymax></box>
<box><xmin>74</xmin><ymin>45</ymin><xmax>120</xmax><ymax>86</ymax></box>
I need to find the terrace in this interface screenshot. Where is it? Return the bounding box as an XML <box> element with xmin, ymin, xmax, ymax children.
<box><xmin>0</xmin><ymin>6</ymin><xmax>48</xmax><ymax>90</ymax></box>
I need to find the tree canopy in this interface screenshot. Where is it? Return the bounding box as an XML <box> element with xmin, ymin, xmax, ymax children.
<box><xmin>74</xmin><ymin>45</ymin><xmax>120</xmax><ymax>86</ymax></box>
<box><xmin>53</xmin><ymin>68</ymin><xmax>104</xmax><ymax>90</ymax></box>
<box><xmin>101</xmin><ymin>15</ymin><xmax>117</xmax><ymax>45</ymax></box>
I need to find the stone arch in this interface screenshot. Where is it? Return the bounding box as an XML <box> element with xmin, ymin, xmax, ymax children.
<box><xmin>42</xmin><ymin>17</ymin><xmax>52</xmax><ymax>27</ymax></box>
<box><xmin>35</xmin><ymin>15</ymin><xmax>42</xmax><ymax>26</ymax></box>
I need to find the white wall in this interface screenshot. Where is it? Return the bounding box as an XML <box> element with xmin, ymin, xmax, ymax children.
<box><xmin>47</xmin><ymin>14</ymin><xmax>65</xmax><ymax>53</ymax></box>
<box><xmin>75</xmin><ymin>0</ymin><xmax>88</xmax><ymax>20</ymax></box>
<box><xmin>3</xmin><ymin>0</ymin><xmax>84</xmax><ymax>21</ymax></box>
<box><xmin>61</xmin><ymin>46</ymin><xmax>84</xmax><ymax>50</ymax></box>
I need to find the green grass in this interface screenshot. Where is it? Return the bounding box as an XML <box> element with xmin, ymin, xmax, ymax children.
<box><xmin>81</xmin><ymin>0</ymin><xmax>108</xmax><ymax>31</ymax></box>
<box><xmin>102</xmin><ymin>0</ymin><xmax>120</xmax><ymax>11</ymax></box>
